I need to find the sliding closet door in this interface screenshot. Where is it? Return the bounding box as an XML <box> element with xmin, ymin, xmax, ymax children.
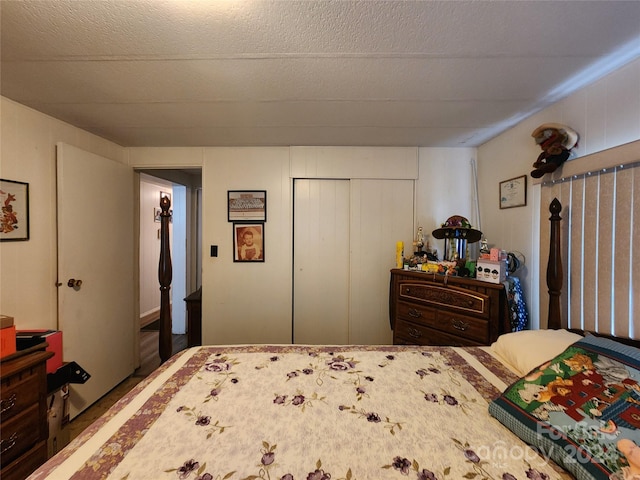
<box><xmin>293</xmin><ymin>179</ymin><xmax>350</xmax><ymax>344</ymax></box>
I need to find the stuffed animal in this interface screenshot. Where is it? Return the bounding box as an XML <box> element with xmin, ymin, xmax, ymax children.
<box><xmin>530</xmin><ymin>123</ymin><xmax>579</xmax><ymax>178</ymax></box>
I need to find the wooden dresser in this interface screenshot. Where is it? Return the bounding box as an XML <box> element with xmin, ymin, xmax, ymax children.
<box><xmin>390</xmin><ymin>269</ymin><xmax>509</xmax><ymax>346</ymax></box>
<box><xmin>1</xmin><ymin>343</ymin><xmax>54</xmax><ymax>480</ymax></box>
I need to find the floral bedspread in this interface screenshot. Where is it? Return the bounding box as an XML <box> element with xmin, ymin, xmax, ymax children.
<box><xmin>30</xmin><ymin>345</ymin><xmax>574</xmax><ymax>480</ymax></box>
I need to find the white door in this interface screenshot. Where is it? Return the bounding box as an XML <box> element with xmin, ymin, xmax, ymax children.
<box><xmin>294</xmin><ymin>179</ymin><xmax>350</xmax><ymax>344</ymax></box>
<box><xmin>57</xmin><ymin>143</ymin><xmax>135</xmax><ymax>419</ymax></box>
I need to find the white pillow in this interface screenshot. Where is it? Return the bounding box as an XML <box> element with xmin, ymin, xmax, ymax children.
<box><xmin>490</xmin><ymin>329</ymin><xmax>583</xmax><ymax>376</ymax></box>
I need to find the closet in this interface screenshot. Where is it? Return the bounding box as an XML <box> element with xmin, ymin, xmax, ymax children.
<box><xmin>293</xmin><ymin>178</ymin><xmax>414</xmax><ymax>345</ymax></box>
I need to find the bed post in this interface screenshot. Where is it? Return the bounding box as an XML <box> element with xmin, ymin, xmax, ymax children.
<box><xmin>158</xmin><ymin>194</ymin><xmax>173</xmax><ymax>363</ymax></box>
<box><xmin>547</xmin><ymin>198</ymin><xmax>563</xmax><ymax>329</ymax></box>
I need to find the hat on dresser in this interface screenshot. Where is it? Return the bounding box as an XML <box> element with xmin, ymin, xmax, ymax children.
<box><xmin>432</xmin><ymin>215</ymin><xmax>482</xmax><ymax>243</ymax></box>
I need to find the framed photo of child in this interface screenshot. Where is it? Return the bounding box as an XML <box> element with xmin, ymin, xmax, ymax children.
<box><xmin>233</xmin><ymin>223</ymin><xmax>264</xmax><ymax>262</ymax></box>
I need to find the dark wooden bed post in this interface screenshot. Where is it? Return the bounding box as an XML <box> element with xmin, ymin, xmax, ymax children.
<box><xmin>158</xmin><ymin>194</ymin><xmax>173</xmax><ymax>363</ymax></box>
<box><xmin>547</xmin><ymin>198</ymin><xmax>563</xmax><ymax>330</ymax></box>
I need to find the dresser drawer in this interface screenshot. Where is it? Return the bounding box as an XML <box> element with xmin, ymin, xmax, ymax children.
<box><xmin>0</xmin><ymin>403</ymin><xmax>41</xmax><ymax>466</ymax></box>
<box><xmin>398</xmin><ymin>282</ymin><xmax>490</xmax><ymax>318</ymax></box>
<box><xmin>435</xmin><ymin>311</ymin><xmax>489</xmax><ymax>344</ymax></box>
<box><xmin>0</xmin><ymin>441</ymin><xmax>48</xmax><ymax>480</ymax></box>
<box><xmin>396</xmin><ymin>301</ymin><xmax>488</xmax><ymax>343</ymax></box>
<box><xmin>394</xmin><ymin>318</ymin><xmax>481</xmax><ymax>346</ymax></box>
<box><xmin>0</xmin><ymin>368</ymin><xmax>40</xmax><ymax>423</ymax></box>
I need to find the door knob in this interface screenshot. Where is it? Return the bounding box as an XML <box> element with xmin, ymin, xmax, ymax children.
<box><xmin>67</xmin><ymin>279</ymin><xmax>83</xmax><ymax>288</ymax></box>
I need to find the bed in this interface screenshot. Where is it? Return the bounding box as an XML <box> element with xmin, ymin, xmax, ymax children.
<box><xmin>28</xmin><ymin>198</ymin><xmax>639</xmax><ymax>480</ymax></box>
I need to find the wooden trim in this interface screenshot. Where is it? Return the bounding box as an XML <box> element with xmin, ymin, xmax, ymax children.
<box><xmin>140</xmin><ymin>308</ymin><xmax>161</xmax><ymax>329</ymax></box>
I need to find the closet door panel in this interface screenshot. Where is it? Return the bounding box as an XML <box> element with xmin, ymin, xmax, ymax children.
<box><xmin>350</xmin><ymin>179</ymin><xmax>415</xmax><ymax>344</ymax></box>
<box><xmin>293</xmin><ymin>179</ymin><xmax>350</xmax><ymax>344</ymax></box>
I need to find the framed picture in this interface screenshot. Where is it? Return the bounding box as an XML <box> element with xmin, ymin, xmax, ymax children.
<box><xmin>1</xmin><ymin>178</ymin><xmax>30</xmax><ymax>241</ymax></box>
<box><xmin>233</xmin><ymin>223</ymin><xmax>264</xmax><ymax>262</ymax></box>
<box><xmin>154</xmin><ymin>207</ymin><xmax>162</xmax><ymax>222</ymax></box>
<box><xmin>499</xmin><ymin>175</ymin><xmax>527</xmax><ymax>209</ymax></box>
<box><xmin>228</xmin><ymin>190</ymin><xmax>267</xmax><ymax>222</ymax></box>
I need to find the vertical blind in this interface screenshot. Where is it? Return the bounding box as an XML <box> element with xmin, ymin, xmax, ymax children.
<box><xmin>540</xmin><ymin>154</ymin><xmax>639</xmax><ymax>339</ymax></box>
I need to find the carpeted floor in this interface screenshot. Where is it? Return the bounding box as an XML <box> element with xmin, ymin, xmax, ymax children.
<box><xmin>68</xmin><ymin>330</ymin><xmax>187</xmax><ymax>440</ymax></box>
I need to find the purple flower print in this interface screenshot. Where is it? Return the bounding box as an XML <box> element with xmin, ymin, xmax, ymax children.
<box><xmin>386</xmin><ymin>355</ymin><xmax>395</xmax><ymax>360</ymax></box>
<box><xmin>525</xmin><ymin>469</ymin><xmax>549</xmax><ymax>480</ymax></box>
<box><xmin>366</xmin><ymin>412</ymin><xmax>381</xmax><ymax>423</ymax></box>
<box><xmin>356</xmin><ymin>386</ymin><xmax>366</xmax><ymax>395</ymax></box>
<box><xmin>428</xmin><ymin>367</ymin><xmax>440</xmax><ymax>374</ymax></box>
<box><xmin>281</xmin><ymin>475</ymin><xmax>294</xmax><ymax>480</ymax></box>
<box><xmin>177</xmin><ymin>459</ymin><xmax>199</xmax><ymax>479</ymax></box>
<box><xmin>292</xmin><ymin>395</ymin><xmax>305</xmax><ymax>406</ymax></box>
<box><xmin>209</xmin><ymin>388</ymin><xmax>221</xmax><ymax>398</ymax></box>
<box><xmin>392</xmin><ymin>456</ymin><xmax>412</xmax><ymax>475</ymax></box>
<box><xmin>365</xmin><ymin>376</ymin><xmax>374</xmax><ymax>382</ymax></box>
<box><xmin>302</xmin><ymin>368</ymin><xmax>313</xmax><ymax>375</ymax></box>
<box><xmin>327</xmin><ymin>355</ymin><xmax>355</xmax><ymax>371</ymax></box>
<box><xmin>176</xmin><ymin>406</ymin><xmax>185</xmax><ymax>412</ymax></box>
<box><xmin>464</xmin><ymin>449</ymin><xmax>480</xmax><ymax>463</ymax></box>
<box><xmin>424</xmin><ymin>393</ymin><xmax>438</xmax><ymax>403</ymax></box>
<box><xmin>443</xmin><ymin>395</ymin><xmax>458</xmax><ymax>406</ymax></box>
<box><xmin>307</xmin><ymin>469</ymin><xmax>331</xmax><ymax>480</ymax></box>
<box><xmin>270</xmin><ymin>356</ymin><xmax>279</xmax><ymax>362</ymax></box>
<box><xmin>196</xmin><ymin>475</ymin><xmax>213</xmax><ymax>480</ymax></box>
<box><xmin>502</xmin><ymin>474</ymin><xmax>517</xmax><ymax>480</ymax></box>
<box><xmin>205</xmin><ymin>361</ymin><xmax>230</xmax><ymax>372</ymax></box>
<box><xmin>274</xmin><ymin>395</ymin><xmax>287</xmax><ymax>405</ymax></box>
<box><xmin>262</xmin><ymin>452</ymin><xmax>275</xmax><ymax>465</ymax></box>
<box><xmin>195</xmin><ymin>415</ymin><xmax>211</xmax><ymax>426</ymax></box>
<box><xmin>417</xmin><ymin>469</ymin><xmax>438</xmax><ymax>480</ymax></box>
<box><xmin>416</xmin><ymin>368</ymin><xmax>429</xmax><ymax>378</ymax></box>
<box><xmin>287</xmin><ymin>371</ymin><xmax>299</xmax><ymax>379</ymax></box>
<box><xmin>231</xmin><ymin>378</ymin><xmax>239</xmax><ymax>384</ymax></box>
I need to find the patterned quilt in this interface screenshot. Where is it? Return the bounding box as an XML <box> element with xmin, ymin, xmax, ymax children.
<box><xmin>30</xmin><ymin>345</ymin><xmax>574</xmax><ymax>480</ymax></box>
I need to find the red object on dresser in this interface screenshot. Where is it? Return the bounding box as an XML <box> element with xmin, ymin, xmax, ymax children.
<box><xmin>16</xmin><ymin>330</ymin><xmax>63</xmax><ymax>374</ymax></box>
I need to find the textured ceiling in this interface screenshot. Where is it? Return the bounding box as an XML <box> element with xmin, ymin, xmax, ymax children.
<box><xmin>2</xmin><ymin>0</ymin><xmax>640</xmax><ymax>148</ymax></box>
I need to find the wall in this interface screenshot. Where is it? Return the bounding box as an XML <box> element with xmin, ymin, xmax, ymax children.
<box><xmin>416</xmin><ymin>147</ymin><xmax>479</xmax><ymax>260</ymax></box>
<box><xmin>477</xmin><ymin>57</ymin><xmax>640</xmax><ymax>327</ymax></box>
<box><xmin>131</xmin><ymin>146</ymin><xmax>423</xmax><ymax>345</ymax></box>
<box><xmin>0</xmin><ymin>97</ymin><xmax>126</xmax><ymax>329</ymax></box>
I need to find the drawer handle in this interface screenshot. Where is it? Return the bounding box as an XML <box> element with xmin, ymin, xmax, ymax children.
<box><xmin>408</xmin><ymin>308</ymin><xmax>422</xmax><ymax>318</ymax></box>
<box><xmin>0</xmin><ymin>432</ymin><xmax>17</xmax><ymax>454</ymax></box>
<box><xmin>408</xmin><ymin>327</ymin><xmax>423</xmax><ymax>339</ymax></box>
<box><xmin>0</xmin><ymin>393</ymin><xmax>16</xmax><ymax>414</ymax></box>
<box><xmin>451</xmin><ymin>319</ymin><xmax>469</xmax><ymax>331</ymax></box>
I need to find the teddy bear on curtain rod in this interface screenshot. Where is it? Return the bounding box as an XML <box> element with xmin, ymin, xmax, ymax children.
<box><xmin>530</xmin><ymin>123</ymin><xmax>579</xmax><ymax>178</ymax></box>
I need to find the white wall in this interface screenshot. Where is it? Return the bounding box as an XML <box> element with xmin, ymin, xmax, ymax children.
<box><xmin>416</xmin><ymin>148</ymin><xmax>479</xmax><ymax>260</ymax></box>
<box><xmin>0</xmin><ymin>97</ymin><xmax>126</xmax><ymax>330</ymax></box>
<box><xmin>478</xmin><ymin>57</ymin><xmax>640</xmax><ymax>327</ymax></box>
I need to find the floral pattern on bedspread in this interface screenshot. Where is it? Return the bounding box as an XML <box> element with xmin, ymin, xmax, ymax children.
<box><xmin>35</xmin><ymin>346</ymin><xmax>572</xmax><ymax>480</ymax></box>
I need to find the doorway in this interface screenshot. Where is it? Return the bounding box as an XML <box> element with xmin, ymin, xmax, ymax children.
<box><xmin>137</xmin><ymin>169</ymin><xmax>201</xmax><ymax>367</ymax></box>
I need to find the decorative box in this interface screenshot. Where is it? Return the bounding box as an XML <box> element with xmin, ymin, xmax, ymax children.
<box><xmin>476</xmin><ymin>259</ymin><xmax>506</xmax><ymax>284</ymax></box>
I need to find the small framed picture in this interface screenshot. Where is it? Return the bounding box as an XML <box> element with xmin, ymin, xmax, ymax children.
<box><xmin>1</xmin><ymin>178</ymin><xmax>30</xmax><ymax>241</ymax></box>
<box><xmin>499</xmin><ymin>175</ymin><xmax>527</xmax><ymax>209</ymax></box>
<box><xmin>233</xmin><ymin>223</ymin><xmax>264</xmax><ymax>262</ymax></box>
<box><xmin>154</xmin><ymin>207</ymin><xmax>162</xmax><ymax>222</ymax></box>
<box><xmin>228</xmin><ymin>190</ymin><xmax>267</xmax><ymax>222</ymax></box>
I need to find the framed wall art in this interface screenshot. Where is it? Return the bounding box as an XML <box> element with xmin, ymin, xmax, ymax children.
<box><xmin>1</xmin><ymin>178</ymin><xmax>30</xmax><ymax>241</ymax></box>
<box><xmin>499</xmin><ymin>175</ymin><xmax>527</xmax><ymax>209</ymax></box>
<box><xmin>228</xmin><ymin>190</ymin><xmax>267</xmax><ymax>222</ymax></box>
<box><xmin>233</xmin><ymin>223</ymin><xmax>264</xmax><ymax>262</ymax></box>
